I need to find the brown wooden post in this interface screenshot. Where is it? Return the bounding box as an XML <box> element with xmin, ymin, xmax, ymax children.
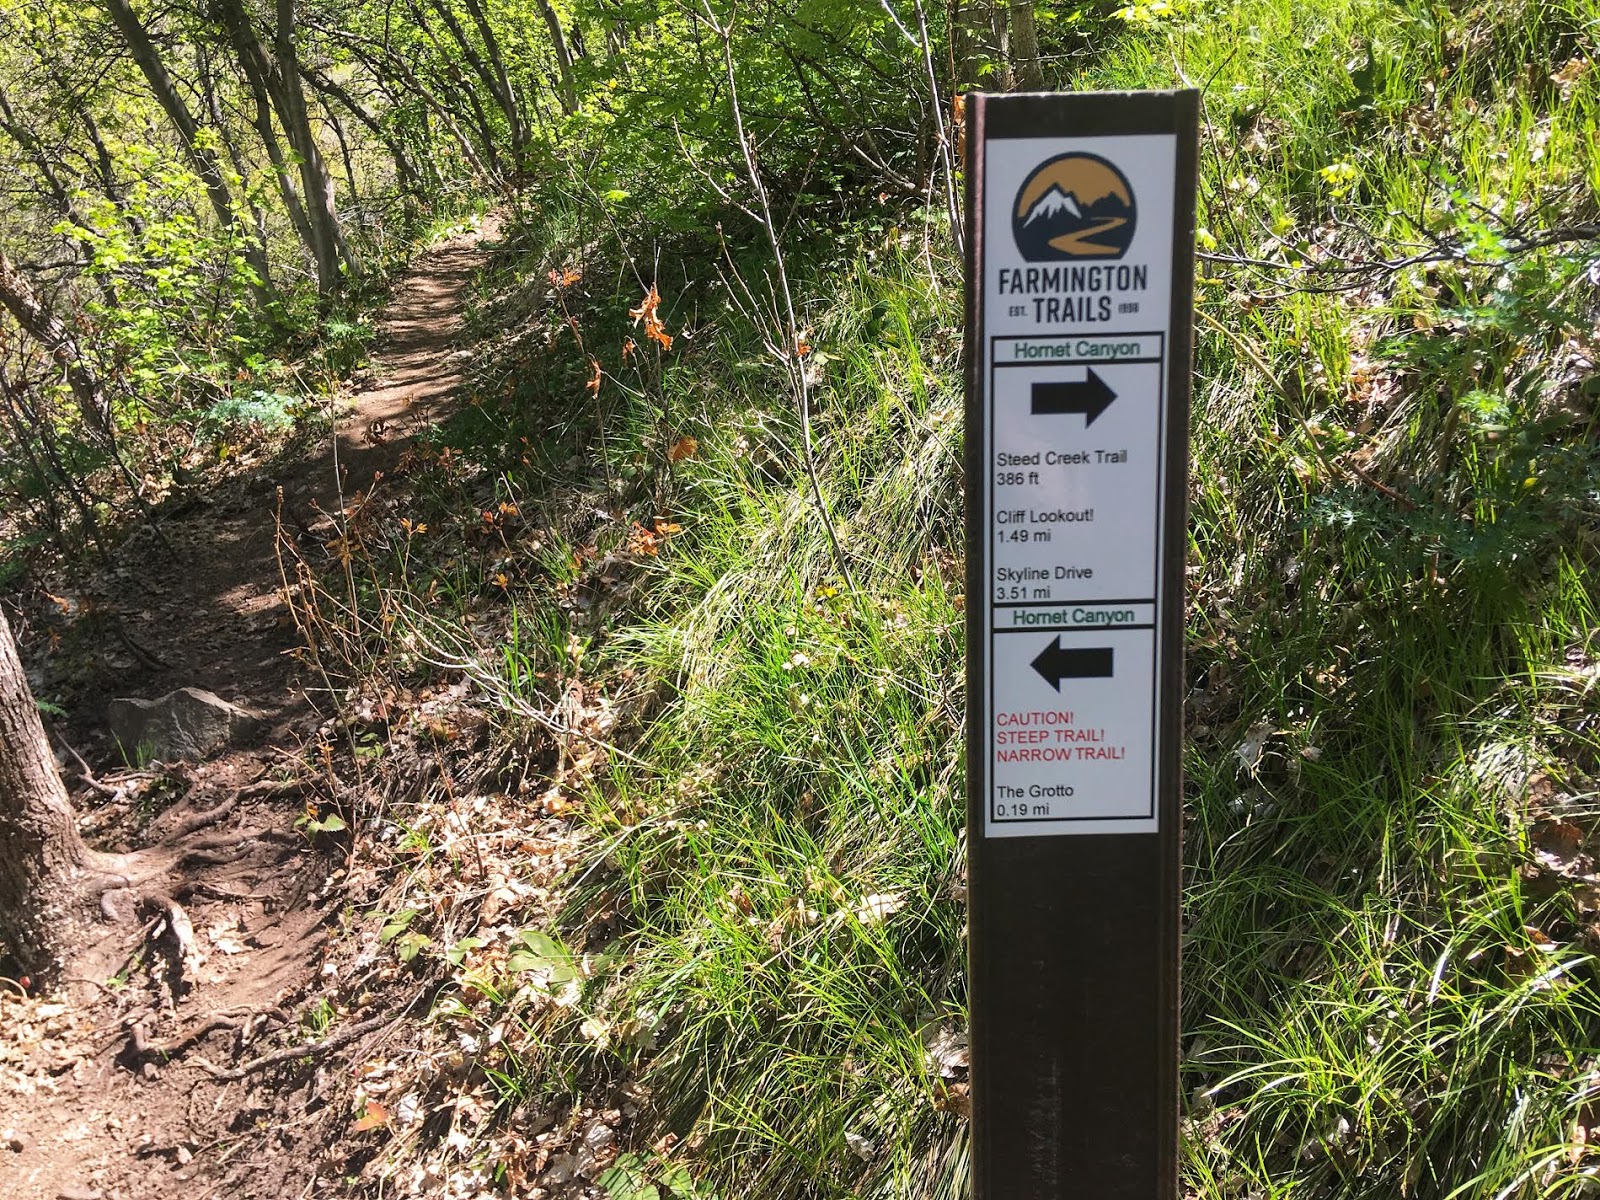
<box><xmin>964</xmin><ymin>89</ymin><xmax>1198</xmax><ymax>1199</ymax></box>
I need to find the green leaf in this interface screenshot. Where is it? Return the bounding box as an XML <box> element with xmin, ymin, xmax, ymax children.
<box><xmin>599</xmin><ymin>1154</ymin><xmax>660</xmax><ymax>1200</ymax></box>
<box><xmin>506</xmin><ymin>929</ymin><xmax>578</xmax><ymax>982</ymax></box>
<box><xmin>380</xmin><ymin>908</ymin><xmax>421</xmax><ymax>943</ymax></box>
<box><xmin>395</xmin><ymin>931</ymin><xmax>432</xmax><ymax>963</ymax></box>
<box><xmin>447</xmin><ymin>936</ymin><xmax>488</xmax><ymax>966</ymax></box>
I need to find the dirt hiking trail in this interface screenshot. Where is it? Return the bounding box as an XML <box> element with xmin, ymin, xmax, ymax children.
<box><xmin>2</xmin><ymin>218</ymin><xmax>495</xmax><ymax>1200</ymax></box>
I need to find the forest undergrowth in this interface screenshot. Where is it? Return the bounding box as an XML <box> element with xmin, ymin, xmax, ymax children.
<box><xmin>6</xmin><ymin>0</ymin><xmax>1600</xmax><ymax>1197</ymax></box>
<box><xmin>262</xmin><ymin>1</ymin><xmax>1600</xmax><ymax>1197</ymax></box>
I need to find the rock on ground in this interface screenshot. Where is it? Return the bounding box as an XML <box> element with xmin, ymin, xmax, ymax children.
<box><xmin>106</xmin><ymin>687</ymin><xmax>262</xmax><ymax>762</ymax></box>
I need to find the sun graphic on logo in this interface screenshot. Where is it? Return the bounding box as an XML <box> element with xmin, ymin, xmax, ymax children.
<box><xmin>1012</xmin><ymin>153</ymin><xmax>1137</xmax><ymax>262</ymax></box>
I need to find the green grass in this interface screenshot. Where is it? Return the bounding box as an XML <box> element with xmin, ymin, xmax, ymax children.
<box><xmin>317</xmin><ymin>0</ymin><xmax>1600</xmax><ymax>1196</ymax></box>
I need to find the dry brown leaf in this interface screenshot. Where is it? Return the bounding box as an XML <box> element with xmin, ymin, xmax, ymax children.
<box><xmin>628</xmin><ymin>285</ymin><xmax>673</xmax><ymax>350</ymax></box>
<box><xmin>934</xmin><ymin>1079</ymin><xmax>971</xmax><ymax>1118</ymax></box>
<box><xmin>627</xmin><ymin>522</ymin><xmax>662</xmax><ymax>556</ymax></box>
<box><xmin>1533</xmin><ymin>819</ymin><xmax>1587</xmax><ymax>873</ymax></box>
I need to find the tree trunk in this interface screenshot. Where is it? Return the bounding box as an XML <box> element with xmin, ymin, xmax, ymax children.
<box><xmin>1008</xmin><ymin>0</ymin><xmax>1044</xmax><ymax>91</ymax></box>
<box><xmin>211</xmin><ymin>0</ymin><xmax>355</xmax><ymax>297</ymax></box>
<box><xmin>0</xmin><ymin>602</ymin><xmax>85</xmax><ymax>986</ymax></box>
<box><xmin>426</xmin><ymin>0</ymin><xmax>529</xmax><ymax>161</ymax></box>
<box><xmin>0</xmin><ymin>90</ymin><xmax>74</xmax><ymax>215</ymax></box>
<box><xmin>272</xmin><ymin>0</ymin><xmax>358</xmax><ymax>293</ymax></box>
<box><xmin>302</xmin><ymin>65</ymin><xmax>424</xmax><ymax>202</ymax></box>
<box><xmin>463</xmin><ymin>0</ymin><xmax>536</xmax><ymax>136</ymax></box>
<box><xmin>533</xmin><ymin>0</ymin><xmax>579</xmax><ymax>114</ymax></box>
<box><xmin>406</xmin><ymin>0</ymin><xmax>505</xmax><ymax>175</ymax></box>
<box><xmin>0</xmin><ymin>370</ymin><xmax>110</xmax><ymax>562</ymax></box>
<box><xmin>78</xmin><ymin>110</ymin><xmax>143</xmax><ymax>235</ymax></box>
<box><xmin>196</xmin><ymin>46</ymin><xmax>282</xmax><ymax>282</ymax></box>
<box><xmin>212</xmin><ymin>12</ymin><xmax>320</xmax><ymax>266</ymax></box>
<box><xmin>99</xmin><ymin>0</ymin><xmax>280</xmax><ymax>313</ymax></box>
<box><xmin>0</xmin><ymin>250</ymin><xmax>115</xmax><ymax>444</ymax></box>
<box><xmin>0</xmin><ymin>90</ymin><xmax>126</xmax><ymax>311</ymax></box>
<box><xmin>324</xmin><ymin>104</ymin><xmax>361</xmax><ymax>212</ymax></box>
<box><xmin>311</xmin><ymin>21</ymin><xmax>495</xmax><ymax>181</ymax></box>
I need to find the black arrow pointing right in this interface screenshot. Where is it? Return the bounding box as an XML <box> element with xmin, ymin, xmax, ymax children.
<box><xmin>1031</xmin><ymin>369</ymin><xmax>1117</xmax><ymax>426</ymax></box>
<box><xmin>1030</xmin><ymin>637</ymin><xmax>1113</xmax><ymax>691</ymax></box>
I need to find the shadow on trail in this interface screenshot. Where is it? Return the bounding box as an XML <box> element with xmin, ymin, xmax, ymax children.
<box><xmin>34</xmin><ymin>230</ymin><xmax>490</xmax><ymax>772</ymax></box>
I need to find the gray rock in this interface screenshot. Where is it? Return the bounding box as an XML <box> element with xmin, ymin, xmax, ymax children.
<box><xmin>106</xmin><ymin>687</ymin><xmax>262</xmax><ymax>762</ymax></box>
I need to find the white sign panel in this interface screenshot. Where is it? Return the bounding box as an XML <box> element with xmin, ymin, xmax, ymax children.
<box><xmin>980</xmin><ymin>134</ymin><xmax>1178</xmax><ymax>837</ymax></box>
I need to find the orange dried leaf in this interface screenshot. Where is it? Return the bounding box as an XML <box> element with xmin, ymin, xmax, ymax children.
<box><xmin>628</xmin><ymin>522</ymin><xmax>662</xmax><ymax>556</ymax></box>
<box><xmin>627</xmin><ymin>285</ymin><xmax>659</xmax><ymax>325</ymax></box>
<box><xmin>629</xmin><ymin>285</ymin><xmax>674</xmax><ymax>352</ymax></box>
<box><xmin>667</xmin><ymin>435</ymin><xmax>698</xmax><ymax>463</ymax></box>
<box><xmin>586</xmin><ymin>358</ymin><xmax>602</xmax><ymax>396</ymax></box>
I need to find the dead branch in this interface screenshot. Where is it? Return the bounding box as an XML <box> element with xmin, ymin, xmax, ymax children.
<box><xmin>130</xmin><ymin>1015</ymin><xmax>239</xmax><ymax>1059</ymax></box>
<box><xmin>64</xmin><ymin>975</ymin><xmax>122</xmax><ymax>1001</ymax></box>
<box><xmin>53</xmin><ymin>735</ymin><xmax>121</xmax><ymax>798</ymax></box>
<box><xmin>1200</xmin><ymin>222</ymin><xmax>1600</xmax><ymax>298</ymax></box>
<box><xmin>109</xmin><ymin>615</ymin><xmax>172</xmax><ymax>670</ymax></box>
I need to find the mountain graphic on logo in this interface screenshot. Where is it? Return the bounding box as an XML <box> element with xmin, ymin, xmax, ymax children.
<box><xmin>1012</xmin><ymin>154</ymin><xmax>1137</xmax><ymax>261</ymax></box>
<box><xmin>1023</xmin><ymin>186</ymin><xmax>1083</xmax><ymax>225</ymax></box>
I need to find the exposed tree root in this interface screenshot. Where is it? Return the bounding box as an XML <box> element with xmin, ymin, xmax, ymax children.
<box><xmin>191</xmin><ymin>1011</ymin><xmax>393</xmax><ymax>1080</ymax></box>
<box><xmin>144</xmin><ymin>894</ymin><xmax>202</xmax><ymax>980</ymax></box>
<box><xmin>155</xmin><ymin>794</ymin><xmax>238</xmax><ymax>841</ymax></box>
<box><xmin>181</xmin><ymin>826</ymin><xmax>264</xmax><ymax>853</ymax></box>
<box><xmin>177</xmin><ymin>881</ymin><xmax>273</xmax><ymax>903</ymax></box>
<box><xmin>129</xmin><ymin>1005</ymin><xmax>288</xmax><ymax>1062</ymax></box>
<box><xmin>237</xmin><ymin>777</ymin><xmax>305</xmax><ymax>800</ymax></box>
<box><xmin>176</xmin><ymin>847</ymin><xmax>253</xmax><ymax>870</ymax></box>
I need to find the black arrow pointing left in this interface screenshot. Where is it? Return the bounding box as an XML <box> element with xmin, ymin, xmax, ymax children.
<box><xmin>1030</xmin><ymin>636</ymin><xmax>1113</xmax><ymax>691</ymax></box>
<box><xmin>1031</xmin><ymin>369</ymin><xmax>1117</xmax><ymax>426</ymax></box>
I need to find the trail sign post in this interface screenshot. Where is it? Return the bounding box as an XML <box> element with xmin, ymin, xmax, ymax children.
<box><xmin>963</xmin><ymin>91</ymin><xmax>1198</xmax><ymax>1198</ymax></box>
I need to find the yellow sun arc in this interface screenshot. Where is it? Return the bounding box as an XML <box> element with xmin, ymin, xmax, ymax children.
<box><xmin>1015</xmin><ymin>157</ymin><xmax>1133</xmax><ymax>220</ymax></box>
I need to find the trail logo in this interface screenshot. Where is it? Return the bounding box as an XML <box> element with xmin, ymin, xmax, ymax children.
<box><xmin>1012</xmin><ymin>153</ymin><xmax>1137</xmax><ymax>262</ymax></box>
